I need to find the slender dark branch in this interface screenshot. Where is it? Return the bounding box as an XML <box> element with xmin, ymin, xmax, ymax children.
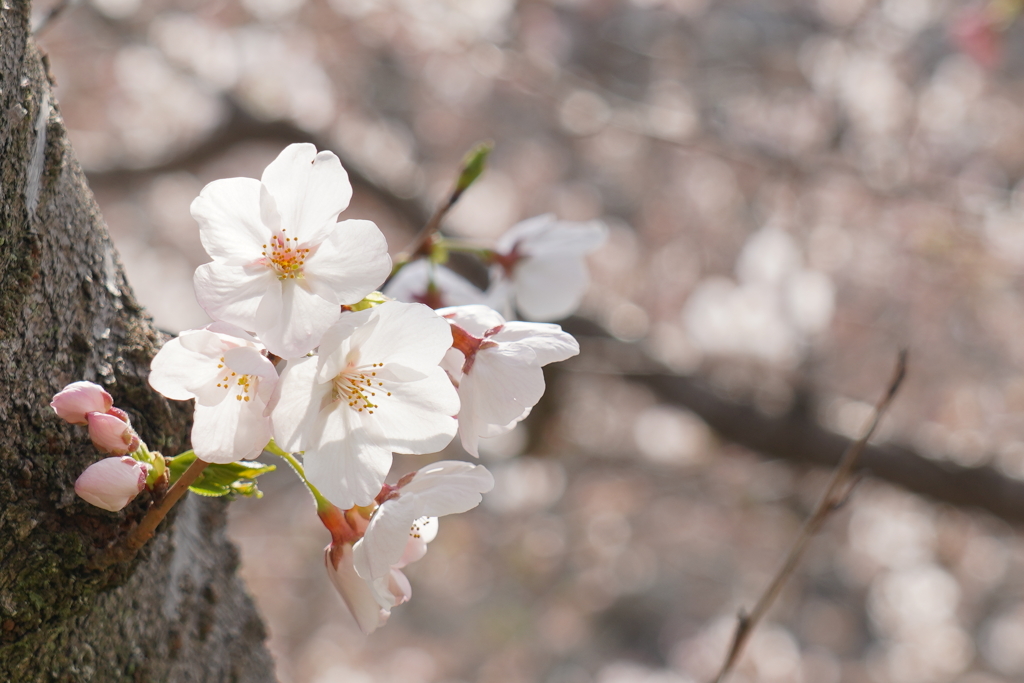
<box><xmin>710</xmin><ymin>351</ymin><xmax>907</xmax><ymax>683</ymax></box>
<box><xmin>88</xmin><ymin>457</ymin><xmax>209</xmax><ymax>569</ymax></box>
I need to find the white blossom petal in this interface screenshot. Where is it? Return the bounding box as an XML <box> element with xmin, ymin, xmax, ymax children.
<box><xmin>353</xmin><ymin>461</ymin><xmax>492</xmax><ymax>584</ymax></box>
<box><xmin>194</xmin><ymin>262</ymin><xmax>277</xmax><ymax>331</ymax></box>
<box><xmin>491</xmin><ymin>321</ymin><xmax>580</xmax><ymax>366</ymax></box>
<box><xmin>354</xmin><ymin>301</ymin><xmax>454</xmax><ymax>370</ymax></box>
<box><xmin>325</xmin><ymin>545</ymin><xmax>388</xmax><ymax>634</ymax></box>
<box><xmin>257</xmin><ymin>280</ymin><xmax>341</xmax><ymax>359</ymax></box>
<box><xmin>304</xmin><ymin>403</ymin><xmax>393</xmax><ymax>509</ymax></box>
<box><xmin>384</xmin><ymin>260</ymin><xmax>488</xmax><ymax>308</ymax></box>
<box><xmin>191</xmin><ymin>391</ymin><xmax>271</xmax><ymax>463</ymax></box>
<box><xmin>368</xmin><ymin>367</ymin><xmax>459</xmax><ymax>455</ymax></box>
<box><xmin>190</xmin><ymin>177</ymin><xmax>269</xmax><ymax>266</ymax></box>
<box><xmin>259</xmin><ymin>143</ymin><xmax>352</xmax><ymax>245</ymax></box>
<box><xmin>512</xmin><ymin>255</ymin><xmax>589</xmax><ymax>322</ymax></box>
<box><xmin>270</xmin><ymin>357</ymin><xmax>328</xmax><ymax>453</ymax></box>
<box><xmin>303</xmin><ymin>220</ymin><xmax>391</xmax><ymax>305</ymax></box>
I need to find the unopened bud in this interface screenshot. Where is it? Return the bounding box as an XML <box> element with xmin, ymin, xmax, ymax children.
<box><xmin>51</xmin><ymin>381</ymin><xmax>113</xmax><ymax>425</ymax></box>
<box><xmin>75</xmin><ymin>457</ymin><xmax>151</xmax><ymax>511</ymax></box>
<box><xmin>86</xmin><ymin>412</ymin><xmax>140</xmax><ymax>455</ymax></box>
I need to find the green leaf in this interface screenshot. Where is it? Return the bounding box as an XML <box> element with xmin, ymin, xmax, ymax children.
<box><xmin>346</xmin><ymin>291</ymin><xmax>389</xmax><ymax>312</ymax></box>
<box><xmin>166</xmin><ymin>451</ymin><xmax>276</xmax><ymax>499</ymax></box>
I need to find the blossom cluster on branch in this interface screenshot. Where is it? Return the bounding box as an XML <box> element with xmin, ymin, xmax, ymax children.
<box><xmin>54</xmin><ymin>142</ymin><xmax>605</xmax><ymax>632</ymax></box>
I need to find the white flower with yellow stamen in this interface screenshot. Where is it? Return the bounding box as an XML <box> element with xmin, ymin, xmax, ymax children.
<box><xmin>191</xmin><ymin>142</ymin><xmax>392</xmax><ymax>359</ymax></box>
<box><xmin>271</xmin><ymin>301</ymin><xmax>460</xmax><ymax>509</ymax></box>
<box><xmin>148</xmin><ymin>323</ymin><xmax>278</xmax><ymax>464</ymax></box>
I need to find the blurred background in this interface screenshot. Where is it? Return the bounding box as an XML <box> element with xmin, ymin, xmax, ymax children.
<box><xmin>31</xmin><ymin>0</ymin><xmax>1024</xmax><ymax>681</ymax></box>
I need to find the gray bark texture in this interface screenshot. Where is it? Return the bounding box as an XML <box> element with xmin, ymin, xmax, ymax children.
<box><xmin>0</xmin><ymin>2</ymin><xmax>277</xmax><ymax>681</ymax></box>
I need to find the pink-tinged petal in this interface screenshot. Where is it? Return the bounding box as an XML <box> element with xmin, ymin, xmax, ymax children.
<box><xmin>436</xmin><ymin>305</ymin><xmax>506</xmax><ymax>337</ymax></box>
<box><xmin>387</xmin><ymin>568</ymin><xmax>412</xmax><ymax>606</ymax></box>
<box><xmin>86</xmin><ymin>412</ymin><xmax>137</xmax><ymax>455</ymax></box>
<box><xmin>257</xmin><ymin>281</ymin><xmax>341</xmax><ymax>359</ymax></box>
<box><xmin>367</xmin><ymin>367</ymin><xmax>459</xmax><ymax>455</ymax></box>
<box><xmin>260</xmin><ymin>143</ymin><xmax>353</xmax><ymax>245</ymax></box>
<box><xmin>303</xmin><ymin>220</ymin><xmax>391</xmax><ymax>305</ymax></box>
<box><xmin>325</xmin><ymin>544</ymin><xmax>389</xmax><ymax>634</ymax></box>
<box><xmin>190</xmin><ymin>393</ymin><xmax>272</xmax><ymax>463</ymax></box>
<box><xmin>354</xmin><ymin>461</ymin><xmax>492</xmax><ymax>581</ymax></box>
<box><xmin>491</xmin><ymin>322</ymin><xmax>579</xmax><ymax>366</ymax></box>
<box><xmin>223</xmin><ymin>346</ymin><xmax>277</xmax><ymax>379</ymax></box>
<box><xmin>356</xmin><ymin>301</ymin><xmax>454</xmax><ymax>370</ymax></box>
<box><xmin>149</xmin><ymin>335</ymin><xmax>223</xmax><ymax>401</ymax></box>
<box><xmin>194</xmin><ymin>262</ymin><xmax>276</xmax><ymax>331</ymax></box>
<box><xmin>75</xmin><ymin>457</ymin><xmax>150</xmax><ymax>511</ymax></box>
<box><xmin>401</xmin><ymin>461</ymin><xmax>494</xmax><ymax>517</ymax></box>
<box><xmin>465</xmin><ymin>347</ymin><xmax>546</xmax><ymax>426</ymax></box>
<box><xmin>270</xmin><ymin>357</ymin><xmax>327</xmax><ymax>453</ymax></box>
<box><xmin>517</xmin><ymin>220</ymin><xmax>607</xmax><ymax>257</ymax></box>
<box><xmin>512</xmin><ymin>255</ymin><xmax>588</xmax><ymax>322</ymax></box>
<box><xmin>51</xmin><ymin>381</ymin><xmax>113</xmax><ymax>425</ymax></box>
<box><xmin>353</xmin><ymin>497</ymin><xmax>419</xmax><ymax>582</ymax></box>
<box><xmin>190</xmin><ymin>177</ymin><xmax>269</xmax><ymax>265</ymax></box>
<box><xmin>395</xmin><ymin>521</ymin><xmax>434</xmax><ymax>568</ymax></box>
<box><xmin>304</xmin><ymin>404</ymin><xmax>393</xmax><ymax>510</ymax></box>
<box><xmin>495</xmin><ymin>214</ymin><xmax>555</xmax><ymax>254</ymax></box>
<box><xmin>384</xmin><ymin>260</ymin><xmax>487</xmax><ymax>308</ymax></box>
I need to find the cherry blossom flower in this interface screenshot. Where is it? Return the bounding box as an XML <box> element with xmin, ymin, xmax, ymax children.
<box><xmin>191</xmin><ymin>143</ymin><xmax>392</xmax><ymax>358</ymax></box>
<box><xmin>438</xmin><ymin>305</ymin><xmax>579</xmax><ymax>456</ymax></box>
<box><xmin>272</xmin><ymin>301</ymin><xmax>460</xmax><ymax>509</ymax></box>
<box><xmin>383</xmin><ymin>259</ymin><xmax>487</xmax><ymax>309</ymax></box>
<box><xmin>352</xmin><ymin>461</ymin><xmax>494</xmax><ymax>612</ymax></box>
<box><xmin>149</xmin><ymin>322</ymin><xmax>278</xmax><ymax>464</ymax></box>
<box><xmin>75</xmin><ymin>456</ymin><xmax>151</xmax><ymax>511</ymax></box>
<box><xmin>51</xmin><ymin>381</ymin><xmax>113</xmax><ymax>425</ymax></box>
<box><xmin>489</xmin><ymin>214</ymin><xmax>607</xmax><ymax>322</ymax></box>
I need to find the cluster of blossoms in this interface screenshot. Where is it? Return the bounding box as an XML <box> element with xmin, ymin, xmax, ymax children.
<box><xmin>56</xmin><ymin>142</ymin><xmax>605</xmax><ymax>632</ymax></box>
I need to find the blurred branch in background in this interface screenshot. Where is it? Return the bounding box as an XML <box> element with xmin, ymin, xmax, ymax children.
<box><xmin>566</xmin><ymin>328</ymin><xmax>1024</xmax><ymax>527</ymax></box>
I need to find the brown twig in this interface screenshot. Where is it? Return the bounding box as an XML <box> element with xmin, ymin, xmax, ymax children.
<box><xmin>710</xmin><ymin>350</ymin><xmax>907</xmax><ymax>683</ymax></box>
<box><xmin>88</xmin><ymin>457</ymin><xmax>209</xmax><ymax>569</ymax></box>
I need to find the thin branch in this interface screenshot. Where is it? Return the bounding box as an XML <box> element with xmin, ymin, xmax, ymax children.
<box><xmin>710</xmin><ymin>351</ymin><xmax>907</xmax><ymax>683</ymax></box>
<box><xmin>88</xmin><ymin>457</ymin><xmax>209</xmax><ymax>569</ymax></box>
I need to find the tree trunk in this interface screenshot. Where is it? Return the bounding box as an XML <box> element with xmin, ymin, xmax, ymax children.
<box><xmin>0</xmin><ymin>3</ymin><xmax>277</xmax><ymax>680</ymax></box>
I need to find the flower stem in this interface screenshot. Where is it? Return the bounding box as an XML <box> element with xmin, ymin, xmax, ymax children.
<box><xmin>126</xmin><ymin>457</ymin><xmax>209</xmax><ymax>551</ymax></box>
<box><xmin>88</xmin><ymin>456</ymin><xmax>209</xmax><ymax>569</ymax></box>
<box><xmin>264</xmin><ymin>440</ymin><xmax>333</xmax><ymax>513</ymax></box>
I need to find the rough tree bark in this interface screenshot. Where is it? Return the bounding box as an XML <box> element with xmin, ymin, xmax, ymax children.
<box><xmin>0</xmin><ymin>3</ymin><xmax>277</xmax><ymax>681</ymax></box>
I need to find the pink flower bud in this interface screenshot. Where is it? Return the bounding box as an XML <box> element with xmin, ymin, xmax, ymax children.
<box><xmin>51</xmin><ymin>381</ymin><xmax>113</xmax><ymax>425</ymax></box>
<box><xmin>74</xmin><ymin>457</ymin><xmax>151</xmax><ymax>511</ymax></box>
<box><xmin>86</xmin><ymin>412</ymin><xmax>139</xmax><ymax>455</ymax></box>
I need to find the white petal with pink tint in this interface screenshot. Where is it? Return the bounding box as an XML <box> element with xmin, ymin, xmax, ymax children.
<box><xmin>51</xmin><ymin>381</ymin><xmax>113</xmax><ymax>425</ymax></box>
<box><xmin>149</xmin><ymin>324</ymin><xmax>278</xmax><ymax>463</ymax></box>
<box><xmin>352</xmin><ymin>460</ymin><xmax>493</xmax><ymax>607</ymax></box>
<box><xmin>75</xmin><ymin>457</ymin><xmax>150</xmax><ymax>512</ymax></box>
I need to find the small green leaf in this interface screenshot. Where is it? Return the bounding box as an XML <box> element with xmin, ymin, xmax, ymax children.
<box><xmin>346</xmin><ymin>291</ymin><xmax>389</xmax><ymax>312</ymax></box>
<box><xmin>166</xmin><ymin>451</ymin><xmax>275</xmax><ymax>499</ymax></box>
